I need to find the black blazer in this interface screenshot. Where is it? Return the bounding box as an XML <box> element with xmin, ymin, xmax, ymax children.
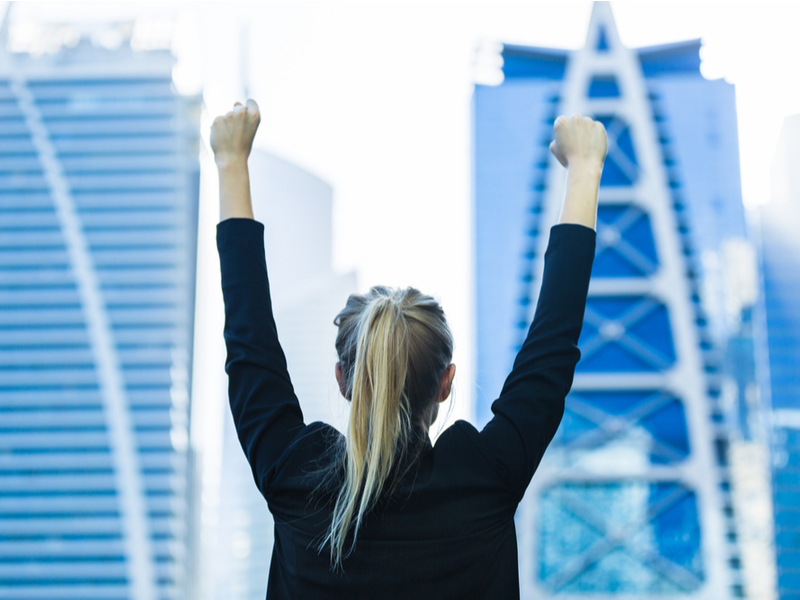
<box><xmin>218</xmin><ymin>218</ymin><xmax>595</xmax><ymax>599</ymax></box>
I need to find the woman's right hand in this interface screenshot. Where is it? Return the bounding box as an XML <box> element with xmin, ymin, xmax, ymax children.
<box><xmin>211</xmin><ymin>99</ymin><xmax>261</xmax><ymax>168</ymax></box>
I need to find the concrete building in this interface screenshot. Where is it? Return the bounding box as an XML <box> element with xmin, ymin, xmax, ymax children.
<box><xmin>473</xmin><ymin>3</ymin><xmax>756</xmax><ymax>597</ymax></box>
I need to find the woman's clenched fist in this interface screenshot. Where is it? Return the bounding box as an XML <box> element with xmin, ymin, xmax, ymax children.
<box><xmin>549</xmin><ymin>115</ymin><xmax>607</xmax><ymax>170</ymax></box>
<box><xmin>211</xmin><ymin>99</ymin><xmax>261</xmax><ymax>167</ymax></box>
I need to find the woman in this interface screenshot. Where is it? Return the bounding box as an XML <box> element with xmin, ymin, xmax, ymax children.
<box><xmin>212</xmin><ymin>100</ymin><xmax>606</xmax><ymax>599</ymax></box>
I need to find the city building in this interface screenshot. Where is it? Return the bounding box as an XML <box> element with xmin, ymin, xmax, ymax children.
<box><xmin>759</xmin><ymin>114</ymin><xmax>800</xmax><ymax>600</ymax></box>
<box><xmin>196</xmin><ymin>150</ymin><xmax>356</xmax><ymax>600</ymax></box>
<box><xmin>473</xmin><ymin>3</ymin><xmax>755</xmax><ymax>597</ymax></box>
<box><xmin>0</xmin><ymin>35</ymin><xmax>200</xmax><ymax>599</ymax></box>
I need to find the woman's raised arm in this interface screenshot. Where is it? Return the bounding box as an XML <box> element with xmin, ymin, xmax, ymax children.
<box><xmin>211</xmin><ymin>99</ymin><xmax>260</xmax><ymax>221</ymax></box>
<box><xmin>213</xmin><ymin>101</ymin><xmax>306</xmax><ymax>496</ymax></box>
<box><xmin>475</xmin><ymin>115</ymin><xmax>606</xmax><ymax>498</ymax></box>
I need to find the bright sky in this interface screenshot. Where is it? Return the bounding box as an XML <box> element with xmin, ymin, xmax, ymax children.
<box><xmin>11</xmin><ymin>0</ymin><xmax>800</xmax><ymax>428</ymax></box>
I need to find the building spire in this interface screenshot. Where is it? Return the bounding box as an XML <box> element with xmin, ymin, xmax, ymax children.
<box><xmin>585</xmin><ymin>1</ymin><xmax>622</xmax><ymax>53</ymax></box>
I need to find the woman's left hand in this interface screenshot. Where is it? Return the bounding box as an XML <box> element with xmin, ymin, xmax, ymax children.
<box><xmin>211</xmin><ymin>99</ymin><xmax>261</xmax><ymax>168</ymax></box>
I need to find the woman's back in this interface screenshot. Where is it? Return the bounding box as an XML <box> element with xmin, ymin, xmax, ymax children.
<box><xmin>217</xmin><ymin>215</ymin><xmax>596</xmax><ymax>599</ymax></box>
<box><xmin>264</xmin><ymin>421</ymin><xmax>519</xmax><ymax>599</ymax></box>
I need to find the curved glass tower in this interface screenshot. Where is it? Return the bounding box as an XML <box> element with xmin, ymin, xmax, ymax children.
<box><xmin>474</xmin><ymin>4</ymin><xmax>746</xmax><ymax>597</ymax></box>
<box><xmin>0</xmin><ymin>43</ymin><xmax>200</xmax><ymax>598</ymax></box>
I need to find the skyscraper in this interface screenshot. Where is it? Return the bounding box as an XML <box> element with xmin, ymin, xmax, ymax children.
<box><xmin>760</xmin><ymin>114</ymin><xmax>800</xmax><ymax>600</ymax></box>
<box><xmin>0</xmin><ymin>36</ymin><xmax>200</xmax><ymax>599</ymax></box>
<box><xmin>474</xmin><ymin>3</ymin><xmax>749</xmax><ymax>597</ymax></box>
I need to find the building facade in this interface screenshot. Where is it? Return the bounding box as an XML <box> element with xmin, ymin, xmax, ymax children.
<box><xmin>474</xmin><ymin>3</ymin><xmax>750</xmax><ymax>597</ymax></box>
<box><xmin>760</xmin><ymin>114</ymin><xmax>800</xmax><ymax>600</ymax></box>
<box><xmin>0</xmin><ymin>41</ymin><xmax>200</xmax><ymax>598</ymax></box>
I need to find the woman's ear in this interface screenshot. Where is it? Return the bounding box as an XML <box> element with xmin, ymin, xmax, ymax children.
<box><xmin>436</xmin><ymin>363</ymin><xmax>456</xmax><ymax>403</ymax></box>
<box><xmin>335</xmin><ymin>361</ymin><xmax>348</xmax><ymax>399</ymax></box>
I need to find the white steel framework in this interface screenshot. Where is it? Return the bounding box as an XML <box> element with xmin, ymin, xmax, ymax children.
<box><xmin>516</xmin><ymin>4</ymin><xmax>737</xmax><ymax>598</ymax></box>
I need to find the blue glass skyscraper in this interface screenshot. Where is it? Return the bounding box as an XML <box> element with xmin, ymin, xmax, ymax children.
<box><xmin>760</xmin><ymin>114</ymin><xmax>800</xmax><ymax>600</ymax></box>
<box><xmin>0</xmin><ymin>40</ymin><xmax>200</xmax><ymax>598</ymax></box>
<box><xmin>474</xmin><ymin>4</ymin><xmax>747</xmax><ymax>597</ymax></box>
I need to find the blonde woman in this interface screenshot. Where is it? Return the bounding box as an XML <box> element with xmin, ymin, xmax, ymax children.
<box><xmin>212</xmin><ymin>100</ymin><xmax>606</xmax><ymax>599</ymax></box>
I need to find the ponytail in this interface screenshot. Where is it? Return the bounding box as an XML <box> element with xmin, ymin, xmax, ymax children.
<box><xmin>323</xmin><ymin>286</ymin><xmax>453</xmax><ymax>569</ymax></box>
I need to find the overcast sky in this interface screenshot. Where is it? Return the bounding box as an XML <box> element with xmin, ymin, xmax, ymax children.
<box><xmin>10</xmin><ymin>0</ymin><xmax>800</xmax><ymax>427</ymax></box>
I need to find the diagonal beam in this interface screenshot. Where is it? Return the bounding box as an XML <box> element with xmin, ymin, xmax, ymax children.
<box><xmin>583</xmin><ymin>304</ymin><xmax>609</xmax><ymax>328</ymax></box>
<box><xmin>608</xmin><ymin>140</ymin><xmax>639</xmax><ymax>181</ymax></box>
<box><xmin>547</xmin><ymin>485</ymin><xmax>699</xmax><ymax>592</ymax></box>
<box><xmin>617</xmin><ymin>333</ymin><xmax>674</xmax><ymax>370</ymax></box>
<box><xmin>614</xmin><ymin>236</ymin><xmax>658</xmax><ymax>274</ymax></box>
<box><xmin>616</xmin><ymin>296</ymin><xmax>659</xmax><ymax>329</ymax></box>
<box><xmin>636</xmin><ymin>547</ymin><xmax>704</xmax><ymax>591</ymax></box>
<box><xmin>574</xmin><ymin>331</ymin><xmax>607</xmax><ymax>360</ymax></box>
<box><xmin>611</xmin><ymin>204</ymin><xmax>644</xmax><ymax>234</ymax></box>
<box><xmin>563</xmin><ymin>392</ymin><xmax>688</xmax><ymax>462</ymax></box>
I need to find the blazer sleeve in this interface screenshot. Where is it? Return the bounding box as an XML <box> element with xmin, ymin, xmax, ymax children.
<box><xmin>477</xmin><ymin>223</ymin><xmax>595</xmax><ymax>499</ymax></box>
<box><xmin>217</xmin><ymin>218</ymin><xmax>305</xmax><ymax>494</ymax></box>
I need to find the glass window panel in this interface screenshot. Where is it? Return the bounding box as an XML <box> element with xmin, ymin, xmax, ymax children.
<box><xmin>539</xmin><ymin>482</ymin><xmax>703</xmax><ymax>594</ymax></box>
<box><xmin>552</xmin><ymin>391</ymin><xmax>690</xmax><ymax>466</ymax></box>
<box><xmin>539</xmin><ymin>491</ymin><xmax>605</xmax><ymax>582</ymax></box>
<box><xmin>578</xmin><ymin>340</ymin><xmax>659</xmax><ymax>372</ymax></box>
<box><xmin>594</xmin><ymin>115</ymin><xmax>639</xmax><ymax>187</ymax></box>
<box><xmin>599</xmin><ymin>156</ymin><xmax>633</xmax><ymax>186</ymax></box>
<box><xmin>588</xmin><ymin>76</ymin><xmax>620</xmax><ymax>98</ymax></box>
<box><xmin>625</xmin><ymin>213</ymin><xmax>659</xmax><ymax>265</ymax></box>
<box><xmin>615</xmin><ymin>128</ymin><xmax>637</xmax><ymax>165</ymax></box>
<box><xmin>593</xmin><ymin>204</ymin><xmax>660</xmax><ymax>277</ymax></box>
<box><xmin>593</xmin><ymin>250</ymin><xmax>647</xmax><ymax>277</ymax></box>
<box><xmin>562</xmin><ymin>548</ymin><xmax>684</xmax><ymax>594</ymax></box>
<box><xmin>578</xmin><ymin>297</ymin><xmax>676</xmax><ymax>372</ymax></box>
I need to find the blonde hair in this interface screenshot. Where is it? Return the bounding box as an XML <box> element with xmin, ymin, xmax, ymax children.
<box><xmin>322</xmin><ymin>286</ymin><xmax>453</xmax><ymax>569</ymax></box>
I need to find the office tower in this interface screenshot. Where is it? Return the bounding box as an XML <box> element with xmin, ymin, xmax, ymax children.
<box><xmin>206</xmin><ymin>150</ymin><xmax>356</xmax><ymax>600</ymax></box>
<box><xmin>0</xmin><ymin>38</ymin><xmax>200</xmax><ymax>598</ymax></box>
<box><xmin>759</xmin><ymin>114</ymin><xmax>800</xmax><ymax>600</ymax></box>
<box><xmin>473</xmin><ymin>3</ymin><xmax>749</xmax><ymax>597</ymax></box>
